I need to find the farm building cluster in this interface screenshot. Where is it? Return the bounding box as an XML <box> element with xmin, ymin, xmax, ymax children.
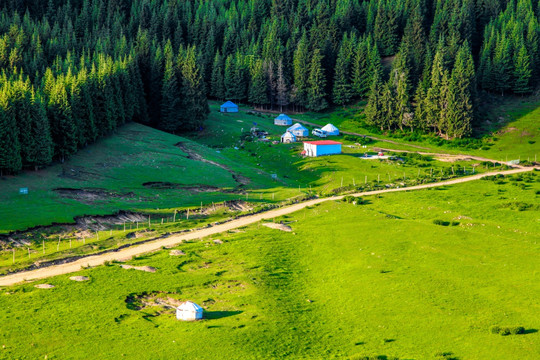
<box><xmin>219</xmin><ymin>104</ymin><xmax>344</xmax><ymax>157</ymax></box>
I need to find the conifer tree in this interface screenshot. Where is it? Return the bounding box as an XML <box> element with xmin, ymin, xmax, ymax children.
<box><xmin>351</xmin><ymin>38</ymin><xmax>370</xmax><ymax>98</ymax></box>
<box><xmin>307</xmin><ymin>49</ymin><xmax>327</xmax><ymax>111</ymax></box>
<box><xmin>28</xmin><ymin>93</ymin><xmax>53</xmax><ymax>169</ymax></box>
<box><xmin>249</xmin><ymin>59</ymin><xmax>269</xmax><ymax>107</ymax></box>
<box><xmin>0</xmin><ymin>91</ymin><xmax>22</xmax><ymax>174</ymax></box>
<box><xmin>48</xmin><ymin>84</ymin><xmax>77</xmax><ymax>162</ymax></box>
<box><xmin>365</xmin><ymin>72</ymin><xmax>385</xmax><ymax>131</ymax></box>
<box><xmin>513</xmin><ymin>42</ymin><xmax>532</xmax><ymax>94</ymax></box>
<box><xmin>493</xmin><ymin>35</ymin><xmax>512</xmax><ymax>95</ymax></box>
<box><xmin>211</xmin><ymin>52</ymin><xmax>225</xmax><ymax>100</ymax></box>
<box><xmin>333</xmin><ymin>36</ymin><xmax>353</xmax><ymax>106</ymax></box>
<box><xmin>425</xmin><ymin>50</ymin><xmax>445</xmax><ymax>134</ymax></box>
<box><xmin>292</xmin><ymin>32</ymin><xmax>310</xmax><ymax>108</ymax></box>
<box><xmin>180</xmin><ymin>46</ymin><xmax>209</xmax><ymax>130</ymax></box>
<box><xmin>275</xmin><ymin>59</ymin><xmax>289</xmax><ymax>112</ymax></box>
<box><xmin>160</xmin><ymin>55</ymin><xmax>181</xmax><ymax>132</ymax></box>
<box><xmin>446</xmin><ymin>46</ymin><xmax>474</xmax><ymax>139</ymax></box>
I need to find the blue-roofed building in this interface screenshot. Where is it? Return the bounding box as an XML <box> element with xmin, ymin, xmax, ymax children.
<box><xmin>286</xmin><ymin>123</ymin><xmax>309</xmax><ymax>137</ymax></box>
<box><xmin>274</xmin><ymin>114</ymin><xmax>293</xmax><ymax>126</ymax></box>
<box><xmin>220</xmin><ymin>101</ymin><xmax>239</xmax><ymax>113</ymax></box>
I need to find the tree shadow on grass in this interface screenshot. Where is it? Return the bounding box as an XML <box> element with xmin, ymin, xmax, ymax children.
<box><xmin>204</xmin><ymin>310</ymin><xmax>243</xmax><ymax>320</ymax></box>
<box><xmin>523</xmin><ymin>328</ymin><xmax>538</xmax><ymax>334</ymax></box>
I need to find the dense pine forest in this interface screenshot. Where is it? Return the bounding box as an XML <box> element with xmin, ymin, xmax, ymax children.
<box><xmin>0</xmin><ymin>0</ymin><xmax>538</xmax><ymax>173</ymax></box>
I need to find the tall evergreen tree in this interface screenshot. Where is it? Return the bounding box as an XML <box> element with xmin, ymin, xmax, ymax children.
<box><xmin>292</xmin><ymin>32</ymin><xmax>310</xmax><ymax>108</ymax></box>
<box><xmin>333</xmin><ymin>36</ymin><xmax>353</xmax><ymax>105</ymax></box>
<box><xmin>446</xmin><ymin>45</ymin><xmax>474</xmax><ymax>138</ymax></box>
<box><xmin>275</xmin><ymin>59</ymin><xmax>289</xmax><ymax>112</ymax></box>
<box><xmin>365</xmin><ymin>71</ymin><xmax>385</xmax><ymax>131</ymax></box>
<box><xmin>48</xmin><ymin>84</ymin><xmax>77</xmax><ymax>162</ymax></box>
<box><xmin>0</xmin><ymin>92</ymin><xmax>22</xmax><ymax>174</ymax></box>
<box><xmin>513</xmin><ymin>42</ymin><xmax>532</xmax><ymax>94</ymax></box>
<box><xmin>160</xmin><ymin>55</ymin><xmax>181</xmax><ymax>132</ymax></box>
<box><xmin>211</xmin><ymin>51</ymin><xmax>225</xmax><ymax>100</ymax></box>
<box><xmin>180</xmin><ymin>46</ymin><xmax>209</xmax><ymax>130</ymax></box>
<box><xmin>307</xmin><ymin>48</ymin><xmax>328</xmax><ymax>111</ymax></box>
<box><xmin>249</xmin><ymin>59</ymin><xmax>269</xmax><ymax>107</ymax></box>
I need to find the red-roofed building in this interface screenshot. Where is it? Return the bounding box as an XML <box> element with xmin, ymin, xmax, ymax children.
<box><xmin>303</xmin><ymin>140</ymin><xmax>342</xmax><ymax>157</ymax></box>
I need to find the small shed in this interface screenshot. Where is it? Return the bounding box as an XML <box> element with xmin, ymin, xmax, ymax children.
<box><xmin>321</xmin><ymin>123</ymin><xmax>339</xmax><ymax>136</ymax></box>
<box><xmin>176</xmin><ymin>301</ymin><xmax>203</xmax><ymax>321</ymax></box>
<box><xmin>286</xmin><ymin>123</ymin><xmax>309</xmax><ymax>137</ymax></box>
<box><xmin>274</xmin><ymin>114</ymin><xmax>293</xmax><ymax>126</ymax></box>
<box><xmin>303</xmin><ymin>140</ymin><xmax>342</xmax><ymax>157</ymax></box>
<box><xmin>281</xmin><ymin>131</ymin><xmax>297</xmax><ymax>143</ymax></box>
<box><xmin>220</xmin><ymin>101</ymin><xmax>239</xmax><ymax>113</ymax></box>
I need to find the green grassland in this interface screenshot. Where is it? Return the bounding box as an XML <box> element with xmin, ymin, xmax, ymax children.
<box><xmin>0</xmin><ymin>174</ymin><xmax>538</xmax><ymax>359</ymax></box>
<box><xmin>294</xmin><ymin>97</ymin><xmax>540</xmax><ymax>160</ymax></box>
<box><xmin>0</xmin><ymin>122</ymin><xmax>283</xmax><ymax>233</ymax></box>
<box><xmin>0</xmin><ymin>103</ymin><xmax>489</xmax><ymax>236</ymax></box>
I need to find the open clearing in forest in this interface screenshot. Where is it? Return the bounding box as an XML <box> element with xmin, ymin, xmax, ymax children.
<box><xmin>0</xmin><ymin>176</ymin><xmax>538</xmax><ymax>359</ymax></box>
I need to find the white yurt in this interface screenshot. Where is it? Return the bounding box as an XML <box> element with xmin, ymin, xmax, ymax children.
<box><xmin>274</xmin><ymin>114</ymin><xmax>293</xmax><ymax>126</ymax></box>
<box><xmin>281</xmin><ymin>131</ymin><xmax>297</xmax><ymax>143</ymax></box>
<box><xmin>321</xmin><ymin>123</ymin><xmax>339</xmax><ymax>136</ymax></box>
<box><xmin>286</xmin><ymin>123</ymin><xmax>309</xmax><ymax>137</ymax></box>
<box><xmin>176</xmin><ymin>301</ymin><xmax>203</xmax><ymax>321</ymax></box>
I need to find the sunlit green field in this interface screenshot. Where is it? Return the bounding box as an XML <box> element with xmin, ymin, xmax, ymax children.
<box><xmin>295</xmin><ymin>97</ymin><xmax>540</xmax><ymax>160</ymax></box>
<box><xmin>0</xmin><ymin>105</ymin><xmax>487</xmax><ymax>234</ymax></box>
<box><xmin>1</xmin><ymin>175</ymin><xmax>538</xmax><ymax>359</ymax></box>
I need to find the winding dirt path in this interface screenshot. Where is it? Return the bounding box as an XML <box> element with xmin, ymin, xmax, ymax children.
<box><xmin>0</xmin><ymin>166</ymin><xmax>536</xmax><ymax>287</ymax></box>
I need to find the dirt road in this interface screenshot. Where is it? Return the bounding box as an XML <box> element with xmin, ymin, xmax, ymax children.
<box><xmin>0</xmin><ymin>166</ymin><xmax>536</xmax><ymax>287</ymax></box>
<box><xmin>370</xmin><ymin>147</ymin><xmax>529</xmax><ymax>168</ymax></box>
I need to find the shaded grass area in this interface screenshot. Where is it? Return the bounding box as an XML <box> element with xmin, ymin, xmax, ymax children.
<box><xmin>0</xmin><ymin>178</ymin><xmax>538</xmax><ymax>359</ymax></box>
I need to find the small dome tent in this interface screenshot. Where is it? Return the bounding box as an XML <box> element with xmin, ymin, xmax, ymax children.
<box><xmin>281</xmin><ymin>131</ymin><xmax>297</xmax><ymax>143</ymax></box>
<box><xmin>176</xmin><ymin>301</ymin><xmax>203</xmax><ymax>321</ymax></box>
<box><xmin>220</xmin><ymin>101</ymin><xmax>239</xmax><ymax>113</ymax></box>
<box><xmin>286</xmin><ymin>123</ymin><xmax>309</xmax><ymax>137</ymax></box>
<box><xmin>321</xmin><ymin>123</ymin><xmax>339</xmax><ymax>136</ymax></box>
<box><xmin>274</xmin><ymin>114</ymin><xmax>293</xmax><ymax>126</ymax></box>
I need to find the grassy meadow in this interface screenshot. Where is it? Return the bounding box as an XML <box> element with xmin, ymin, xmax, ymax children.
<box><xmin>294</xmin><ymin>96</ymin><xmax>540</xmax><ymax>160</ymax></box>
<box><xmin>0</xmin><ymin>103</ymin><xmax>490</xmax><ymax>236</ymax></box>
<box><xmin>0</xmin><ymin>174</ymin><xmax>538</xmax><ymax>359</ymax></box>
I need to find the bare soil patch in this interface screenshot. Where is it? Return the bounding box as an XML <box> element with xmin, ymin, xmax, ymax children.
<box><xmin>0</xmin><ymin>211</ymin><xmax>150</xmax><ymax>249</ymax></box>
<box><xmin>263</xmin><ymin>223</ymin><xmax>293</xmax><ymax>232</ymax></box>
<box><xmin>120</xmin><ymin>264</ymin><xmax>156</xmax><ymax>273</ymax></box>
<box><xmin>69</xmin><ymin>276</ymin><xmax>89</xmax><ymax>282</ymax></box>
<box><xmin>58</xmin><ymin>166</ymin><xmax>104</xmax><ymax>181</ymax></box>
<box><xmin>53</xmin><ymin>188</ymin><xmax>140</xmax><ymax>205</ymax></box>
<box><xmin>142</xmin><ymin>182</ymin><xmax>221</xmax><ymax>193</ymax></box>
<box><xmin>169</xmin><ymin>250</ymin><xmax>186</xmax><ymax>256</ymax></box>
<box><xmin>434</xmin><ymin>155</ymin><xmax>475</xmax><ymax>163</ymax></box>
<box><xmin>125</xmin><ymin>291</ymin><xmax>183</xmax><ymax>311</ymax></box>
<box><xmin>34</xmin><ymin>284</ymin><xmax>55</xmax><ymax>289</ymax></box>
